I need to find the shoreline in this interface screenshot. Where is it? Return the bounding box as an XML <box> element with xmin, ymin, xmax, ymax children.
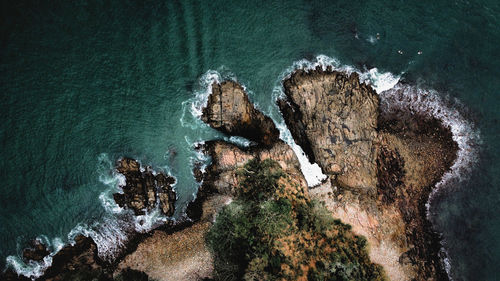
<box><xmin>2</xmin><ymin>58</ymin><xmax>478</xmax><ymax>281</ymax></box>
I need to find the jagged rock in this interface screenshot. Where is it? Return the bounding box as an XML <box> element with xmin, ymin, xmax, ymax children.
<box><xmin>279</xmin><ymin>67</ymin><xmax>458</xmax><ymax>281</ymax></box>
<box><xmin>114</xmin><ymin>158</ymin><xmax>176</xmax><ymax>216</ymax></box>
<box><xmin>22</xmin><ymin>239</ymin><xmax>50</xmax><ymax>262</ymax></box>
<box><xmin>156</xmin><ymin>173</ymin><xmax>176</xmax><ymax>215</ymax></box>
<box><xmin>41</xmin><ymin>235</ymin><xmax>109</xmax><ymax>281</ymax></box>
<box><xmin>278</xmin><ymin>67</ymin><xmax>379</xmax><ymax>191</ymax></box>
<box><xmin>201</xmin><ymin>81</ymin><xmax>280</xmax><ymax>147</ymax></box>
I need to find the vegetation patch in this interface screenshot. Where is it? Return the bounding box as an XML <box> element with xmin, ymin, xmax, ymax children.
<box><xmin>207</xmin><ymin>158</ymin><xmax>386</xmax><ymax>281</ymax></box>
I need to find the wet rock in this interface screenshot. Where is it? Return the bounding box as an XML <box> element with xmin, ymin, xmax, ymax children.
<box><xmin>41</xmin><ymin>235</ymin><xmax>110</xmax><ymax>281</ymax></box>
<box><xmin>114</xmin><ymin>158</ymin><xmax>176</xmax><ymax>216</ymax></box>
<box><xmin>22</xmin><ymin>239</ymin><xmax>50</xmax><ymax>262</ymax></box>
<box><xmin>278</xmin><ymin>67</ymin><xmax>458</xmax><ymax>281</ymax></box>
<box><xmin>201</xmin><ymin>81</ymin><xmax>280</xmax><ymax>147</ymax></box>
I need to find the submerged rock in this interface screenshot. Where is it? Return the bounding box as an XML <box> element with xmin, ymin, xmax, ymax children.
<box><xmin>113</xmin><ymin>158</ymin><xmax>176</xmax><ymax>216</ymax></box>
<box><xmin>201</xmin><ymin>81</ymin><xmax>280</xmax><ymax>147</ymax></box>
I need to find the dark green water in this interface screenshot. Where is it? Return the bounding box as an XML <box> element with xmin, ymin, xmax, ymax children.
<box><xmin>0</xmin><ymin>1</ymin><xmax>498</xmax><ymax>280</ymax></box>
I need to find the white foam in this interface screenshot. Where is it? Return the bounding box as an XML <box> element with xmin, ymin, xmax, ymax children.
<box><xmin>226</xmin><ymin>136</ymin><xmax>254</xmax><ymax>147</ymax></box>
<box><xmin>133</xmin><ymin>207</ymin><xmax>169</xmax><ymax>233</ymax></box>
<box><xmin>68</xmin><ymin>216</ymin><xmax>134</xmax><ymax>262</ymax></box>
<box><xmin>378</xmin><ymin>84</ymin><xmax>480</xmax><ymax>201</ymax></box>
<box><xmin>6</xmin><ymin>254</ymin><xmax>54</xmax><ymax>280</ymax></box>
<box><xmin>272</xmin><ymin>55</ymin><xmax>398</xmax><ymax>187</ymax></box>
<box><xmin>6</xmin><ymin>214</ymin><xmax>136</xmax><ymax>279</ymax></box>
<box><xmin>378</xmin><ymin>84</ymin><xmax>480</xmax><ymax>281</ymax></box>
<box><xmin>180</xmin><ymin>69</ymin><xmax>238</xmax><ymax>130</ymax></box>
<box><xmin>274</xmin><ymin>55</ymin><xmax>480</xmax><ymax>279</ymax></box>
<box><xmin>359</xmin><ymin>68</ymin><xmax>401</xmax><ymax>93</ymax></box>
<box><xmin>276</xmin><ymin>120</ymin><xmax>327</xmax><ymax>186</ymax></box>
<box><xmin>190</xmin><ymin>70</ymin><xmax>222</xmax><ymax>118</ymax></box>
<box><xmin>5</xmin><ymin>235</ymin><xmax>67</xmax><ymax>279</ymax></box>
<box><xmin>97</xmin><ymin>153</ymin><xmax>126</xmax><ymax>214</ymax></box>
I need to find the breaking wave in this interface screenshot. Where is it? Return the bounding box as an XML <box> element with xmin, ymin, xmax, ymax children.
<box><xmin>274</xmin><ymin>55</ymin><xmax>480</xmax><ymax>279</ymax></box>
<box><xmin>6</xmin><ymin>153</ymin><xmax>177</xmax><ymax>279</ymax></box>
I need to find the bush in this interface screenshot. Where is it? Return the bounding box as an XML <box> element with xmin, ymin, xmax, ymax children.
<box><xmin>236</xmin><ymin>158</ymin><xmax>284</xmax><ymax>200</ymax></box>
<box><xmin>207</xmin><ymin>159</ymin><xmax>386</xmax><ymax>281</ymax></box>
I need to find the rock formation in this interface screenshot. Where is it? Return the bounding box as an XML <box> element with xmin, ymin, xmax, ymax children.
<box><xmin>41</xmin><ymin>235</ymin><xmax>108</xmax><ymax>281</ymax></box>
<box><xmin>278</xmin><ymin>67</ymin><xmax>379</xmax><ymax>190</ymax></box>
<box><xmin>201</xmin><ymin>81</ymin><xmax>280</xmax><ymax>147</ymax></box>
<box><xmin>3</xmin><ymin>67</ymin><xmax>459</xmax><ymax>281</ymax></box>
<box><xmin>113</xmin><ymin>158</ymin><xmax>176</xmax><ymax>216</ymax></box>
<box><xmin>278</xmin><ymin>66</ymin><xmax>457</xmax><ymax>281</ymax></box>
<box><xmin>22</xmin><ymin>240</ymin><xmax>50</xmax><ymax>263</ymax></box>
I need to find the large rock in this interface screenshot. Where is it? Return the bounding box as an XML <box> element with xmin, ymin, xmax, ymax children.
<box><xmin>278</xmin><ymin>67</ymin><xmax>458</xmax><ymax>281</ymax></box>
<box><xmin>201</xmin><ymin>81</ymin><xmax>280</xmax><ymax>147</ymax></box>
<box><xmin>278</xmin><ymin>67</ymin><xmax>379</xmax><ymax>191</ymax></box>
<box><xmin>113</xmin><ymin>158</ymin><xmax>176</xmax><ymax>216</ymax></box>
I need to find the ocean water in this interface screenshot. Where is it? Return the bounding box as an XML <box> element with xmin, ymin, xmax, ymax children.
<box><xmin>0</xmin><ymin>1</ymin><xmax>499</xmax><ymax>280</ymax></box>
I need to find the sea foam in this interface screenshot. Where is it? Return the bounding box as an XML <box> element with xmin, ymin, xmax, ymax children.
<box><xmin>277</xmin><ymin>55</ymin><xmax>480</xmax><ymax>280</ymax></box>
<box><xmin>5</xmin><ymin>236</ymin><xmax>65</xmax><ymax>280</ymax></box>
<box><xmin>7</xmin><ymin>153</ymin><xmax>178</xmax><ymax>279</ymax></box>
<box><xmin>271</xmin><ymin>55</ymin><xmax>402</xmax><ymax>187</ymax></box>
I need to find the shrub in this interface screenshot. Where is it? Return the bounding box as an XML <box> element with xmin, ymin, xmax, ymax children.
<box><xmin>207</xmin><ymin>159</ymin><xmax>386</xmax><ymax>281</ymax></box>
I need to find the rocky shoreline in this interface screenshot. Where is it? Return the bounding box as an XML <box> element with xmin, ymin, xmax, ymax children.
<box><xmin>2</xmin><ymin>66</ymin><xmax>458</xmax><ymax>281</ymax></box>
<box><xmin>278</xmin><ymin>67</ymin><xmax>457</xmax><ymax>280</ymax></box>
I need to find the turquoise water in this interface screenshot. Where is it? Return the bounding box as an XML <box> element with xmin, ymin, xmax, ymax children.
<box><xmin>0</xmin><ymin>1</ymin><xmax>499</xmax><ymax>280</ymax></box>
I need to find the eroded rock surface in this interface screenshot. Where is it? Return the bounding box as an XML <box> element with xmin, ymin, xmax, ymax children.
<box><xmin>42</xmin><ymin>235</ymin><xmax>109</xmax><ymax>281</ymax></box>
<box><xmin>278</xmin><ymin>67</ymin><xmax>379</xmax><ymax>190</ymax></box>
<box><xmin>202</xmin><ymin>81</ymin><xmax>280</xmax><ymax>147</ymax></box>
<box><xmin>279</xmin><ymin>67</ymin><xmax>457</xmax><ymax>281</ymax></box>
<box><xmin>113</xmin><ymin>158</ymin><xmax>176</xmax><ymax>216</ymax></box>
<box><xmin>3</xmin><ymin>68</ymin><xmax>460</xmax><ymax>281</ymax></box>
<box><xmin>22</xmin><ymin>239</ymin><xmax>50</xmax><ymax>263</ymax></box>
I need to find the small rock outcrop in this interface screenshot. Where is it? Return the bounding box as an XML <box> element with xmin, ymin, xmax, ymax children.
<box><xmin>201</xmin><ymin>81</ymin><xmax>280</xmax><ymax>147</ymax></box>
<box><xmin>113</xmin><ymin>158</ymin><xmax>176</xmax><ymax>216</ymax></box>
<box><xmin>22</xmin><ymin>239</ymin><xmax>50</xmax><ymax>263</ymax></box>
<box><xmin>278</xmin><ymin>67</ymin><xmax>379</xmax><ymax>191</ymax></box>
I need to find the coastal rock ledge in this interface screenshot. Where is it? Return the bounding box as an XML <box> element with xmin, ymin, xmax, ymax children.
<box><xmin>279</xmin><ymin>66</ymin><xmax>457</xmax><ymax>281</ymax></box>
<box><xmin>202</xmin><ymin>80</ymin><xmax>280</xmax><ymax>147</ymax></box>
<box><xmin>2</xmin><ymin>68</ymin><xmax>458</xmax><ymax>281</ymax></box>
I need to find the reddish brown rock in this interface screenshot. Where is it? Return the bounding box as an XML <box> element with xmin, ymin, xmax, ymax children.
<box><xmin>201</xmin><ymin>81</ymin><xmax>280</xmax><ymax>147</ymax></box>
<box><xmin>278</xmin><ymin>68</ymin><xmax>457</xmax><ymax>281</ymax></box>
<box><xmin>278</xmin><ymin>67</ymin><xmax>379</xmax><ymax>191</ymax></box>
<box><xmin>22</xmin><ymin>239</ymin><xmax>50</xmax><ymax>263</ymax></box>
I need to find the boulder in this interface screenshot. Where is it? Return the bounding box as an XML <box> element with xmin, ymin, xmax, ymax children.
<box><xmin>278</xmin><ymin>67</ymin><xmax>379</xmax><ymax>191</ymax></box>
<box><xmin>201</xmin><ymin>81</ymin><xmax>280</xmax><ymax>147</ymax></box>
